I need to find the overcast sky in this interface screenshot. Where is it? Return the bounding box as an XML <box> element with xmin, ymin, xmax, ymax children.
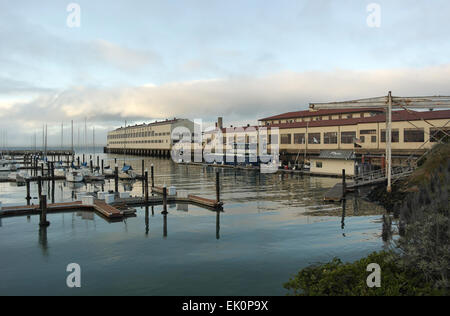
<box><xmin>1</xmin><ymin>0</ymin><xmax>450</xmax><ymax>146</ymax></box>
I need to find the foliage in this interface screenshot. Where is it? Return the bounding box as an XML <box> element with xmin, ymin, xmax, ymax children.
<box><xmin>396</xmin><ymin>158</ymin><xmax>450</xmax><ymax>291</ymax></box>
<box><xmin>284</xmin><ymin>251</ymin><xmax>443</xmax><ymax>296</ymax></box>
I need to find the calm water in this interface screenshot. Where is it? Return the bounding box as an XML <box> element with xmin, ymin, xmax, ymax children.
<box><xmin>0</xmin><ymin>154</ymin><xmax>386</xmax><ymax>295</ymax></box>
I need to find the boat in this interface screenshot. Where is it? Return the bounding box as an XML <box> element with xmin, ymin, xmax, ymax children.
<box><xmin>260</xmin><ymin>160</ymin><xmax>281</xmax><ymax>173</ymax></box>
<box><xmin>16</xmin><ymin>171</ymin><xmax>31</xmax><ymax>183</ymax></box>
<box><xmin>119</xmin><ymin>164</ymin><xmax>137</xmax><ymax>180</ymax></box>
<box><xmin>0</xmin><ymin>163</ymin><xmax>17</xmax><ymax>172</ymax></box>
<box><xmin>66</xmin><ymin>169</ymin><xmax>84</xmax><ymax>182</ymax></box>
<box><xmin>85</xmin><ymin>171</ymin><xmax>105</xmax><ymax>182</ymax></box>
<box><xmin>103</xmin><ymin>166</ymin><xmax>114</xmax><ymax>175</ymax></box>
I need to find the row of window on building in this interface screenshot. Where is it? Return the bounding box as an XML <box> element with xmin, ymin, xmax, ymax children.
<box><xmin>278</xmin><ymin>128</ymin><xmax>448</xmax><ymax>145</ymax></box>
<box><xmin>108</xmin><ymin>131</ymin><xmax>171</xmax><ymax>139</ymax></box>
<box><xmin>264</xmin><ymin>113</ymin><xmax>377</xmax><ymax>125</ymax></box>
<box><xmin>109</xmin><ymin>139</ymin><xmax>169</xmax><ymax>145</ymax></box>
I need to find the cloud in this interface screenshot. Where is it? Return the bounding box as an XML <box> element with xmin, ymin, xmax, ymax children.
<box><xmin>3</xmin><ymin>64</ymin><xmax>450</xmax><ymax>145</ymax></box>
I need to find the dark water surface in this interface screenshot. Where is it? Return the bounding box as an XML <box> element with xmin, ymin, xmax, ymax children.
<box><xmin>0</xmin><ymin>154</ymin><xmax>385</xmax><ymax>295</ymax></box>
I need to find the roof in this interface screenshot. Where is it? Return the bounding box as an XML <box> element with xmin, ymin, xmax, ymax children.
<box><xmin>316</xmin><ymin>150</ymin><xmax>355</xmax><ymax>160</ymax></box>
<box><xmin>259</xmin><ymin>108</ymin><xmax>385</xmax><ymax>121</ymax></box>
<box><xmin>113</xmin><ymin>118</ymin><xmax>184</xmax><ymax>131</ymax></box>
<box><xmin>266</xmin><ymin>109</ymin><xmax>450</xmax><ymax>130</ymax></box>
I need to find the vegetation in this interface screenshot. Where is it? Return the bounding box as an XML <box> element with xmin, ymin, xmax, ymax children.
<box><xmin>284</xmin><ymin>251</ymin><xmax>443</xmax><ymax>296</ymax></box>
<box><xmin>286</xmin><ymin>143</ymin><xmax>450</xmax><ymax>296</ymax></box>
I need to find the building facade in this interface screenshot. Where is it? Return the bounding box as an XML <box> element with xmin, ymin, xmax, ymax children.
<box><xmin>206</xmin><ymin>108</ymin><xmax>450</xmax><ymax>167</ymax></box>
<box><xmin>105</xmin><ymin>118</ymin><xmax>195</xmax><ymax>157</ymax></box>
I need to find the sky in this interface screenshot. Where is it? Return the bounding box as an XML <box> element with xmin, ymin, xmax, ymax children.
<box><xmin>1</xmin><ymin>0</ymin><xmax>450</xmax><ymax>146</ymax></box>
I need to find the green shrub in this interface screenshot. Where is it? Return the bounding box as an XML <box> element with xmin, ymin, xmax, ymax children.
<box><xmin>284</xmin><ymin>251</ymin><xmax>444</xmax><ymax>296</ymax></box>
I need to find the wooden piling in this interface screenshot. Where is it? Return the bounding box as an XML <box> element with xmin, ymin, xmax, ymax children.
<box><xmin>26</xmin><ymin>179</ymin><xmax>31</xmax><ymax>206</ymax></box>
<box><xmin>114</xmin><ymin>165</ymin><xmax>119</xmax><ymax>193</ymax></box>
<box><xmin>39</xmin><ymin>194</ymin><xmax>50</xmax><ymax>227</ymax></box>
<box><xmin>216</xmin><ymin>171</ymin><xmax>220</xmax><ymax>203</ymax></box>
<box><xmin>144</xmin><ymin>170</ymin><xmax>149</xmax><ymax>203</ymax></box>
<box><xmin>342</xmin><ymin>169</ymin><xmax>346</xmax><ymax>198</ymax></box>
<box><xmin>162</xmin><ymin>187</ymin><xmax>168</xmax><ymax>214</ymax></box>
<box><xmin>151</xmin><ymin>164</ymin><xmax>154</xmax><ymax>188</ymax></box>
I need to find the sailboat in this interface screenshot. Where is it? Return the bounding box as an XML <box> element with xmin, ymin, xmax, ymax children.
<box><xmin>66</xmin><ymin>169</ymin><xmax>84</xmax><ymax>182</ymax></box>
<box><xmin>119</xmin><ymin>164</ymin><xmax>137</xmax><ymax>180</ymax></box>
<box><xmin>119</xmin><ymin>120</ymin><xmax>137</xmax><ymax>180</ymax></box>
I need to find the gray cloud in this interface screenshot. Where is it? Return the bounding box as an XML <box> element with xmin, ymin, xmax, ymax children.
<box><xmin>3</xmin><ymin>64</ymin><xmax>450</xmax><ymax>145</ymax></box>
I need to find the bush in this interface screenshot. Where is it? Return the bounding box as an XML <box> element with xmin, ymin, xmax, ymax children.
<box><xmin>284</xmin><ymin>251</ymin><xmax>444</xmax><ymax>296</ymax></box>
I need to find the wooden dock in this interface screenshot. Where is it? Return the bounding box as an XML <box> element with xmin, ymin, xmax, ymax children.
<box><xmin>0</xmin><ymin>199</ymin><xmax>131</xmax><ymax>222</ymax></box>
<box><xmin>323</xmin><ymin>183</ymin><xmax>345</xmax><ymax>202</ymax></box>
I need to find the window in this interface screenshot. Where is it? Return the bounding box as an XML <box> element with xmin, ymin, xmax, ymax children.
<box><xmin>360</xmin><ymin>129</ymin><xmax>376</xmax><ymax>135</ymax></box>
<box><xmin>294</xmin><ymin>133</ymin><xmax>306</xmax><ymax>144</ymax></box>
<box><xmin>346</xmin><ymin>114</ymin><xmax>352</xmax><ymax>119</ymax></box>
<box><xmin>381</xmin><ymin>129</ymin><xmax>399</xmax><ymax>142</ymax></box>
<box><xmin>360</xmin><ymin>113</ymin><xmax>364</xmax><ymax>118</ymax></box>
<box><xmin>371</xmin><ymin>136</ymin><xmax>377</xmax><ymax>143</ymax></box>
<box><xmin>308</xmin><ymin>133</ymin><xmax>321</xmax><ymax>144</ymax></box>
<box><xmin>341</xmin><ymin>131</ymin><xmax>356</xmax><ymax>144</ymax></box>
<box><xmin>360</xmin><ymin>136</ymin><xmax>365</xmax><ymax>143</ymax></box>
<box><xmin>316</xmin><ymin>161</ymin><xmax>323</xmax><ymax>168</ymax></box>
<box><xmin>324</xmin><ymin>132</ymin><xmax>338</xmax><ymax>144</ymax></box>
<box><xmin>430</xmin><ymin>128</ymin><xmax>450</xmax><ymax>142</ymax></box>
<box><xmin>404</xmin><ymin>128</ymin><xmax>424</xmax><ymax>142</ymax></box>
<box><xmin>329</xmin><ymin>116</ymin><xmax>333</xmax><ymax>120</ymax></box>
<box><xmin>280</xmin><ymin>134</ymin><xmax>292</xmax><ymax>144</ymax></box>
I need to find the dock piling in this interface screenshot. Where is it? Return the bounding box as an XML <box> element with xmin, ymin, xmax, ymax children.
<box><xmin>342</xmin><ymin>169</ymin><xmax>346</xmax><ymax>199</ymax></box>
<box><xmin>215</xmin><ymin>171</ymin><xmax>220</xmax><ymax>203</ymax></box>
<box><xmin>151</xmin><ymin>164</ymin><xmax>154</xmax><ymax>188</ymax></box>
<box><xmin>26</xmin><ymin>179</ymin><xmax>31</xmax><ymax>205</ymax></box>
<box><xmin>162</xmin><ymin>187</ymin><xmax>168</xmax><ymax>214</ymax></box>
<box><xmin>114</xmin><ymin>165</ymin><xmax>119</xmax><ymax>193</ymax></box>
<box><xmin>39</xmin><ymin>194</ymin><xmax>50</xmax><ymax>227</ymax></box>
<box><xmin>144</xmin><ymin>170</ymin><xmax>149</xmax><ymax>203</ymax></box>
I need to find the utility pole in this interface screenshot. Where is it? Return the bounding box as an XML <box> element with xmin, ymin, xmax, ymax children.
<box><xmin>386</xmin><ymin>92</ymin><xmax>392</xmax><ymax>192</ymax></box>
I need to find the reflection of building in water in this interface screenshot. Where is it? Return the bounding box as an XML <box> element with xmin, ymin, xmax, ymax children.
<box><xmin>76</xmin><ymin>211</ymin><xmax>94</xmax><ymax>220</ymax></box>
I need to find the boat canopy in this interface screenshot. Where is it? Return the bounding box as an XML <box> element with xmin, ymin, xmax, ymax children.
<box><xmin>122</xmin><ymin>165</ymin><xmax>133</xmax><ymax>172</ymax></box>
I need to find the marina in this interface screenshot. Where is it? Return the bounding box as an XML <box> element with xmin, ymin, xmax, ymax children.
<box><xmin>0</xmin><ymin>153</ymin><xmax>386</xmax><ymax>295</ymax></box>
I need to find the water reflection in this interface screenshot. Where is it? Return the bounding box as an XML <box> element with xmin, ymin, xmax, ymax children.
<box><xmin>38</xmin><ymin>226</ymin><xmax>48</xmax><ymax>256</ymax></box>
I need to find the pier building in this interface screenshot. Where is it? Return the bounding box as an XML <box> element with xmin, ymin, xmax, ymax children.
<box><xmin>105</xmin><ymin>118</ymin><xmax>195</xmax><ymax>157</ymax></box>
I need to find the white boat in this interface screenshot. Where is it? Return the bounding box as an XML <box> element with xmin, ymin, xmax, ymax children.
<box><xmin>103</xmin><ymin>166</ymin><xmax>114</xmax><ymax>175</ymax></box>
<box><xmin>16</xmin><ymin>171</ymin><xmax>31</xmax><ymax>183</ymax></box>
<box><xmin>54</xmin><ymin>168</ymin><xmax>66</xmax><ymax>177</ymax></box>
<box><xmin>66</xmin><ymin>169</ymin><xmax>84</xmax><ymax>182</ymax></box>
<box><xmin>260</xmin><ymin>160</ymin><xmax>281</xmax><ymax>174</ymax></box>
<box><xmin>0</xmin><ymin>163</ymin><xmax>17</xmax><ymax>172</ymax></box>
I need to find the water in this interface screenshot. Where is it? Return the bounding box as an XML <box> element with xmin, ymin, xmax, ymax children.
<box><xmin>0</xmin><ymin>154</ymin><xmax>386</xmax><ymax>296</ymax></box>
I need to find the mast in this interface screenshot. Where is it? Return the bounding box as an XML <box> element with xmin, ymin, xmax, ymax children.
<box><xmin>71</xmin><ymin>120</ymin><xmax>74</xmax><ymax>152</ymax></box>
